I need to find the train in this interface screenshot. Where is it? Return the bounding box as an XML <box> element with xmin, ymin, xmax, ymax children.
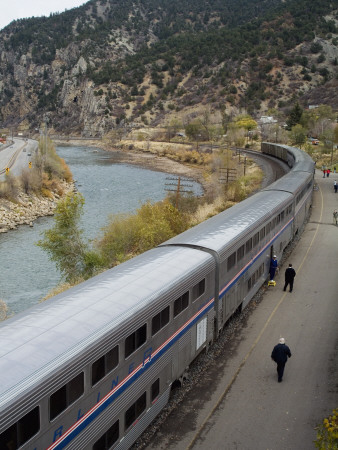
<box><xmin>0</xmin><ymin>142</ymin><xmax>315</xmax><ymax>450</ymax></box>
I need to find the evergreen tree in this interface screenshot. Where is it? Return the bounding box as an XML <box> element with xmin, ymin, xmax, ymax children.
<box><xmin>286</xmin><ymin>103</ymin><xmax>303</xmax><ymax>130</ymax></box>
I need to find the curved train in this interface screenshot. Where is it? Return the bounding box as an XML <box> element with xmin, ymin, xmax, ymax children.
<box><xmin>0</xmin><ymin>143</ymin><xmax>314</xmax><ymax>450</ymax></box>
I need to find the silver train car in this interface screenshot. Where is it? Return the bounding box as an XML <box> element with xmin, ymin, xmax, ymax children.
<box><xmin>0</xmin><ymin>143</ymin><xmax>314</xmax><ymax>450</ymax></box>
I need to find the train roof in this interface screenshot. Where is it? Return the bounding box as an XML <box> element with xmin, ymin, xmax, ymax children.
<box><xmin>263</xmin><ymin>170</ymin><xmax>313</xmax><ymax>194</ymax></box>
<box><xmin>0</xmin><ymin>245</ymin><xmax>214</xmax><ymax>408</ymax></box>
<box><xmin>161</xmin><ymin>189</ymin><xmax>292</xmax><ymax>258</ymax></box>
<box><xmin>285</xmin><ymin>146</ymin><xmax>314</xmax><ymax>173</ymax></box>
<box><xmin>262</xmin><ymin>142</ymin><xmax>315</xmax><ymax>173</ymax></box>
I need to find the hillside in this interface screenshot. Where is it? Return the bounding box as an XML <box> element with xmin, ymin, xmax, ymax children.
<box><xmin>0</xmin><ymin>0</ymin><xmax>337</xmax><ymax>135</ymax></box>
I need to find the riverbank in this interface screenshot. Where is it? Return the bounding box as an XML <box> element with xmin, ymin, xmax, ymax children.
<box><xmin>0</xmin><ymin>181</ymin><xmax>74</xmax><ymax>233</ymax></box>
<box><xmin>55</xmin><ymin>138</ymin><xmax>211</xmax><ymax>193</ymax></box>
<box><xmin>0</xmin><ymin>139</ymin><xmax>206</xmax><ymax>234</ymax></box>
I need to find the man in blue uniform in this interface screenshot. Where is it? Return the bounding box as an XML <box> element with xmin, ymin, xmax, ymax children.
<box><xmin>271</xmin><ymin>338</ymin><xmax>292</xmax><ymax>382</ymax></box>
<box><xmin>269</xmin><ymin>255</ymin><xmax>278</xmax><ymax>281</ymax></box>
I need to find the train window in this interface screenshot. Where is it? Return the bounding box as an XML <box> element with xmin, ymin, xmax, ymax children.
<box><xmin>151</xmin><ymin>378</ymin><xmax>160</xmax><ymax>402</ymax></box>
<box><xmin>227</xmin><ymin>252</ymin><xmax>236</xmax><ymax>271</ymax></box>
<box><xmin>248</xmin><ymin>263</ymin><xmax>265</xmax><ymax>292</ymax></box>
<box><xmin>92</xmin><ymin>345</ymin><xmax>119</xmax><ymax>386</ymax></box>
<box><xmin>259</xmin><ymin>263</ymin><xmax>264</xmax><ymax>276</ymax></box>
<box><xmin>245</xmin><ymin>238</ymin><xmax>252</xmax><ymax>253</ymax></box>
<box><xmin>106</xmin><ymin>346</ymin><xmax>119</xmax><ymax>372</ymax></box>
<box><xmin>253</xmin><ymin>232</ymin><xmax>259</xmax><ymax>247</ymax></box>
<box><xmin>92</xmin><ymin>356</ymin><xmax>105</xmax><ymax>386</ymax></box>
<box><xmin>260</xmin><ymin>227</ymin><xmax>265</xmax><ymax>240</ymax></box>
<box><xmin>125</xmin><ymin>392</ymin><xmax>146</xmax><ymax>430</ymax></box>
<box><xmin>237</xmin><ymin>244</ymin><xmax>245</xmax><ymax>261</ymax></box>
<box><xmin>50</xmin><ymin>373</ymin><xmax>84</xmax><ymax>420</ymax></box>
<box><xmin>93</xmin><ymin>420</ymin><xmax>119</xmax><ymax>450</ymax></box>
<box><xmin>266</xmin><ymin>222</ymin><xmax>271</xmax><ymax>234</ymax></box>
<box><xmin>152</xmin><ymin>306</ymin><xmax>170</xmax><ymax>336</ymax></box>
<box><xmin>276</xmin><ymin>214</ymin><xmax>281</xmax><ymax>225</ymax></box>
<box><xmin>174</xmin><ymin>291</ymin><xmax>189</xmax><ymax>317</ymax></box>
<box><xmin>192</xmin><ymin>278</ymin><xmax>205</xmax><ymax>301</ymax></box>
<box><xmin>125</xmin><ymin>324</ymin><xmax>147</xmax><ymax>358</ymax></box>
<box><xmin>281</xmin><ymin>211</ymin><xmax>284</xmax><ymax>221</ymax></box>
<box><xmin>0</xmin><ymin>406</ymin><xmax>39</xmax><ymax>449</ymax></box>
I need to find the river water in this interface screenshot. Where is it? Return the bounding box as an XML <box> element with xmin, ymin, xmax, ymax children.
<box><xmin>0</xmin><ymin>145</ymin><xmax>202</xmax><ymax>315</ymax></box>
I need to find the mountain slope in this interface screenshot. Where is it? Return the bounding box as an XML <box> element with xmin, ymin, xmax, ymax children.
<box><xmin>0</xmin><ymin>0</ymin><xmax>337</xmax><ymax>134</ymax></box>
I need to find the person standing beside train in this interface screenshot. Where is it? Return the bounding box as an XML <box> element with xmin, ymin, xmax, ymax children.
<box><xmin>271</xmin><ymin>338</ymin><xmax>292</xmax><ymax>382</ymax></box>
<box><xmin>283</xmin><ymin>264</ymin><xmax>296</xmax><ymax>292</ymax></box>
<box><xmin>269</xmin><ymin>255</ymin><xmax>278</xmax><ymax>281</ymax></box>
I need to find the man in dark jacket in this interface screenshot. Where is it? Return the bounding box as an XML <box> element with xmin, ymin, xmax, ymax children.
<box><xmin>283</xmin><ymin>263</ymin><xmax>296</xmax><ymax>292</ymax></box>
<box><xmin>271</xmin><ymin>338</ymin><xmax>292</xmax><ymax>382</ymax></box>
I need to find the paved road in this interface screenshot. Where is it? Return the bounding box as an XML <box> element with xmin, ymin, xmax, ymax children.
<box><xmin>144</xmin><ymin>169</ymin><xmax>338</xmax><ymax>450</ymax></box>
<box><xmin>0</xmin><ymin>138</ymin><xmax>38</xmax><ymax>179</ymax></box>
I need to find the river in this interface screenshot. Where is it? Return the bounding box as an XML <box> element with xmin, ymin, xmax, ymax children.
<box><xmin>0</xmin><ymin>145</ymin><xmax>202</xmax><ymax>315</ymax></box>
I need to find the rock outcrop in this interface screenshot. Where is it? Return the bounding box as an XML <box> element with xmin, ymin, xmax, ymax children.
<box><xmin>0</xmin><ymin>183</ymin><xmax>74</xmax><ymax>233</ymax></box>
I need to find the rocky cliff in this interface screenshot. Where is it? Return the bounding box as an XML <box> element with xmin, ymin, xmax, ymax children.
<box><xmin>0</xmin><ymin>0</ymin><xmax>337</xmax><ymax>135</ymax></box>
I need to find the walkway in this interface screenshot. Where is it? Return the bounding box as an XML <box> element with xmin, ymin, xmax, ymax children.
<box><xmin>145</xmin><ymin>169</ymin><xmax>338</xmax><ymax>450</ymax></box>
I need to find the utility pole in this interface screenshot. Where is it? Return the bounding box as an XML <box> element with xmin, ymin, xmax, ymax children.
<box><xmin>219</xmin><ymin>167</ymin><xmax>237</xmax><ymax>184</ymax></box>
<box><xmin>44</xmin><ymin>117</ymin><xmax>48</xmax><ymax>156</ymax></box>
<box><xmin>165</xmin><ymin>177</ymin><xmax>194</xmax><ymax>209</ymax></box>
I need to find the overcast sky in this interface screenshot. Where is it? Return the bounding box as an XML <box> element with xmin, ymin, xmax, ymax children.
<box><xmin>0</xmin><ymin>0</ymin><xmax>88</xmax><ymax>30</ymax></box>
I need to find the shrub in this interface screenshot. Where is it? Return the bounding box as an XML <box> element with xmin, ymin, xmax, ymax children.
<box><xmin>19</xmin><ymin>169</ymin><xmax>42</xmax><ymax>194</ymax></box>
<box><xmin>314</xmin><ymin>408</ymin><xmax>338</xmax><ymax>449</ymax></box>
<box><xmin>59</xmin><ymin>158</ymin><xmax>73</xmax><ymax>182</ymax></box>
<box><xmin>41</xmin><ymin>172</ymin><xmax>64</xmax><ymax>197</ymax></box>
<box><xmin>0</xmin><ymin>299</ymin><xmax>11</xmax><ymax>321</ymax></box>
<box><xmin>96</xmin><ymin>200</ymin><xmax>188</xmax><ymax>267</ymax></box>
<box><xmin>310</xmin><ymin>42</ymin><xmax>323</xmax><ymax>54</ymax></box>
<box><xmin>0</xmin><ymin>173</ymin><xmax>19</xmax><ymax>201</ymax></box>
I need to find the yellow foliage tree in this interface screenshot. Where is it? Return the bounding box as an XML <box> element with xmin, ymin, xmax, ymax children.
<box><xmin>235</xmin><ymin>115</ymin><xmax>258</xmax><ymax>132</ymax></box>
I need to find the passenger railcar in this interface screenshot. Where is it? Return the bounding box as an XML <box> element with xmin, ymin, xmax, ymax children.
<box><xmin>262</xmin><ymin>142</ymin><xmax>315</xmax><ymax>173</ymax></box>
<box><xmin>161</xmin><ymin>189</ymin><xmax>294</xmax><ymax>327</ymax></box>
<box><xmin>0</xmin><ymin>143</ymin><xmax>314</xmax><ymax>450</ymax></box>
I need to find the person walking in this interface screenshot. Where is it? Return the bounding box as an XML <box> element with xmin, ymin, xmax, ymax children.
<box><xmin>334</xmin><ymin>210</ymin><xmax>338</xmax><ymax>225</ymax></box>
<box><xmin>283</xmin><ymin>264</ymin><xmax>296</xmax><ymax>292</ymax></box>
<box><xmin>271</xmin><ymin>338</ymin><xmax>292</xmax><ymax>382</ymax></box>
<box><xmin>269</xmin><ymin>255</ymin><xmax>278</xmax><ymax>281</ymax></box>
<box><xmin>334</xmin><ymin>180</ymin><xmax>337</xmax><ymax>193</ymax></box>
<box><xmin>327</xmin><ymin>168</ymin><xmax>330</xmax><ymax>177</ymax></box>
